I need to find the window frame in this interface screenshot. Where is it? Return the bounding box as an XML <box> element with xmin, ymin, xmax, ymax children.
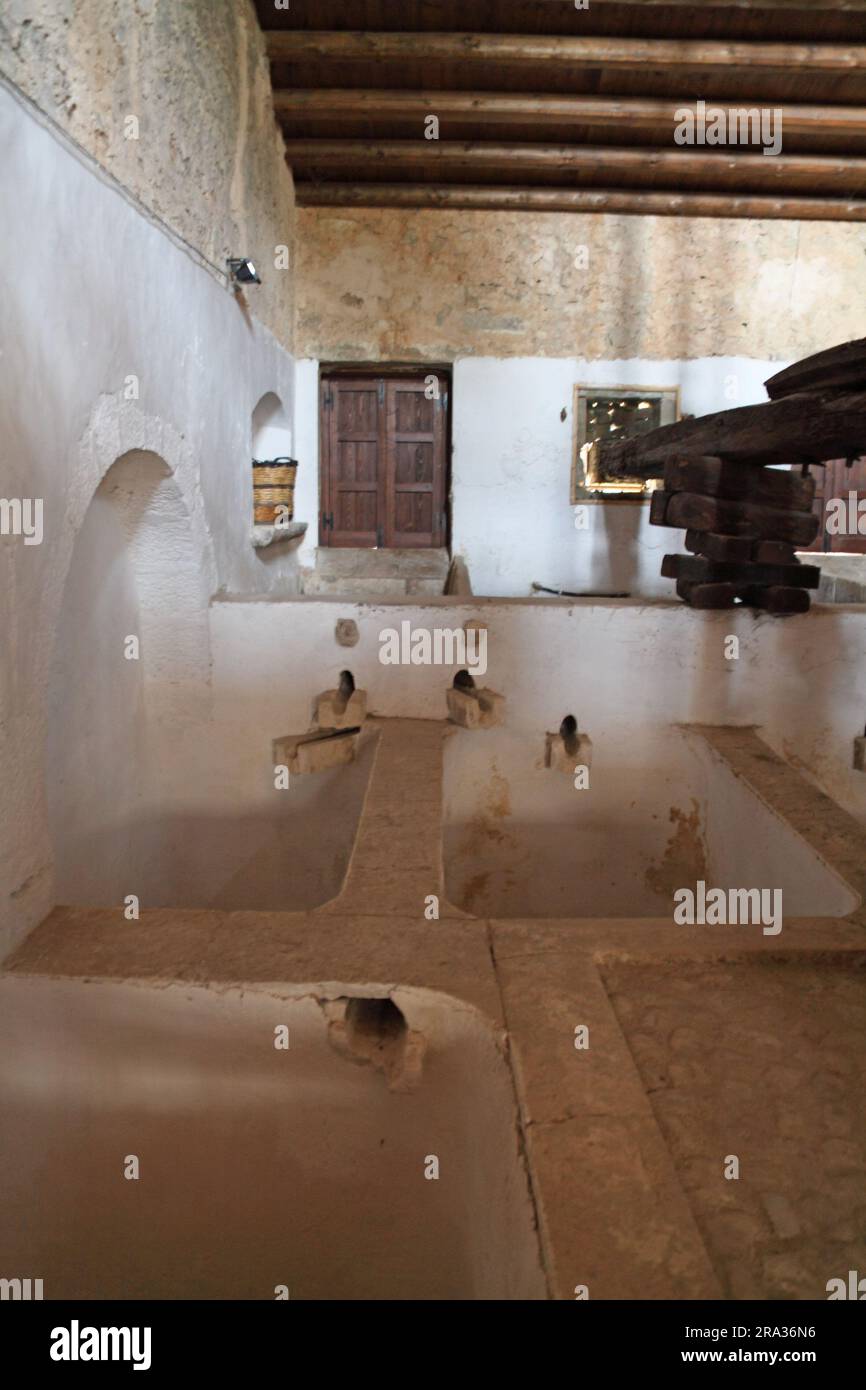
<box><xmin>571</xmin><ymin>384</ymin><xmax>680</xmax><ymax>503</ymax></box>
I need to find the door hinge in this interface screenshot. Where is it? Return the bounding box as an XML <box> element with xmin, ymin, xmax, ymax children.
<box><xmin>378</xmin><ymin>381</ymin><xmax>385</xmax><ymax>406</ymax></box>
<box><xmin>376</xmin><ymin>525</ymin><xmax>384</xmax><ymax>547</ymax></box>
<box><xmin>322</xmin><ymin>512</ymin><xmax>333</xmax><ymax>531</ymax></box>
<box><xmin>323</xmin><ymin>389</ymin><xmax>333</xmax><ymax>409</ymax></box>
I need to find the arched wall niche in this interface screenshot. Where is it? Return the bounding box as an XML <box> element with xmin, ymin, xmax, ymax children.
<box><xmin>252</xmin><ymin>391</ymin><xmax>292</xmax><ymax>462</ymax></box>
<box><xmin>47</xmin><ymin>445</ymin><xmax>212</xmax><ymax>907</ymax></box>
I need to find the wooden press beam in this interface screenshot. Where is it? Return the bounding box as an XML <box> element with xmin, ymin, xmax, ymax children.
<box><xmin>593</xmin><ymin>390</ymin><xmax>866</xmax><ymax>476</ymax></box>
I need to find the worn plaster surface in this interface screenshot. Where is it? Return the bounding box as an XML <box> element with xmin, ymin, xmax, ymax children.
<box><xmin>0</xmin><ymin>0</ymin><xmax>295</xmax><ymax>348</ymax></box>
<box><xmin>296</xmin><ymin>208</ymin><xmax>866</xmax><ymax>362</ymax></box>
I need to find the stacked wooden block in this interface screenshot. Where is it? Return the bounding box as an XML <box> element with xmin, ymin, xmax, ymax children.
<box><xmin>649</xmin><ymin>456</ymin><xmax>821</xmax><ymax>612</ymax></box>
<box><xmin>590</xmin><ymin>337</ymin><xmax>866</xmax><ymax>616</ymax></box>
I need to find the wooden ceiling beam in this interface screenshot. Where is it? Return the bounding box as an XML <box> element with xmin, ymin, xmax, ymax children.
<box><xmin>295</xmin><ymin>183</ymin><xmax>866</xmax><ymax>222</ymax></box>
<box><xmin>265</xmin><ymin>30</ymin><xmax>866</xmax><ymax>73</ymax></box>
<box><xmin>283</xmin><ymin>140</ymin><xmax>866</xmax><ymax>193</ymax></box>
<box><xmin>538</xmin><ymin>0</ymin><xmax>866</xmax><ymax>8</ymax></box>
<box><xmin>274</xmin><ymin>90</ymin><xmax>866</xmax><ymax>140</ymax></box>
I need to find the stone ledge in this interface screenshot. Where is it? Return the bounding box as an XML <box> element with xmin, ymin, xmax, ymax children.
<box><xmin>251</xmin><ymin>521</ymin><xmax>307</xmax><ymax>549</ymax></box>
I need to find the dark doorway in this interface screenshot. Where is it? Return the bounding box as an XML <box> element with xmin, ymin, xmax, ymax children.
<box><xmin>319</xmin><ymin>369</ymin><xmax>449</xmax><ymax>548</ymax></box>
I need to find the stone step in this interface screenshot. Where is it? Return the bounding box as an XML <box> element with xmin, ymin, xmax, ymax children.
<box><xmin>313</xmin><ymin>547</ymin><xmax>450</xmax><ymax>581</ymax></box>
<box><xmin>301</xmin><ymin>573</ymin><xmax>445</xmax><ymax>597</ymax></box>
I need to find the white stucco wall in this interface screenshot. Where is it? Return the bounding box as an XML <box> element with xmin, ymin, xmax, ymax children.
<box><xmin>451</xmin><ymin>356</ymin><xmax>782</xmax><ymax>597</ymax></box>
<box><xmin>0</xmin><ymin>83</ymin><xmax>303</xmax><ymax>959</ymax></box>
<box><xmin>293</xmin><ymin>354</ymin><xmax>785</xmax><ymax>595</ymax></box>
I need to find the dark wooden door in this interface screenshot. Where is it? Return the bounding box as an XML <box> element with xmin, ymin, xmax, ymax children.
<box><xmin>320</xmin><ymin>376</ymin><xmax>381</xmax><ymax>547</ymax></box>
<box><xmin>803</xmin><ymin>459</ymin><xmax>866</xmax><ymax>554</ymax></box>
<box><xmin>321</xmin><ymin>374</ymin><xmax>447</xmax><ymax>547</ymax></box>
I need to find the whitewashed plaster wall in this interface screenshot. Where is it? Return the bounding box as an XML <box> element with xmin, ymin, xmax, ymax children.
<box><xmin>452</xmin><ymin>355</ymin><xmax>783</xmax><ymax>597</ymax></box>
<box><xmin>0</xmin><ymin>83</ymin><xmax>302</xmax><ymax>959</ymax></box>
<box><xmin>292</xmin><ymin>354</ymin><xmax>783</xmax><ymax>594</ymax></box>
<box><xmin>207</xmin><ymin>597</ymin><xmax>866</xmax><ymax>831</ymax></box>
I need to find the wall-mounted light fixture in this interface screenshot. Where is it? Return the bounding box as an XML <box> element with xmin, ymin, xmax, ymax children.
<box><xmin>227</xmin><ymin>257</ymin><xmax>261</xmax><ymax>288</ymax></box>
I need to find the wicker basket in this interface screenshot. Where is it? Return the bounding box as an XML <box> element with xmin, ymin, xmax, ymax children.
<box><xmin>253</xmin><ymin>457</ymin><xmax>297</xmax><ymax>524</ymax></box>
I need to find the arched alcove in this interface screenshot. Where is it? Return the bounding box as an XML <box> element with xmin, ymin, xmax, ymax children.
<box><xmin>251</xmin><ymin>391</ymin><xmax>300</xmax><ymax>537</ymax></box>
<box><xmin>252</xmin><ymin>391</ymin><xmax>292</xmax><ymax>461</ymax></box>
<box><xmin>47</xmin><ymin>450</ymin><xmax>211</xmax><ymax>906</ymax></box>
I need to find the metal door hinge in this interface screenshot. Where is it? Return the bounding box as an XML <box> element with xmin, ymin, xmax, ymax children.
<box><xmin>378</xmin><ymin>381</ymin><xmax>385</xmax><ymax>406</ymax></box>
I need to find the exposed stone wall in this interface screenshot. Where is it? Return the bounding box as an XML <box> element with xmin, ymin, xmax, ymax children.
<box><xmin>0</xmin><ymin>0</ymin><xmax>294</xmax><ymax>348</ymax></box>
<box><xmin>296</xmin><ymin>207</ymin><xmax>866</xmax><ymax>362</ymax></box>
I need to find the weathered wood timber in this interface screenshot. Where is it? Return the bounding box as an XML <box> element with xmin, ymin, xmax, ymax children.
<box><xmin>765</xmin><ymin>337</ymin><xmax>866</xmax><ymax>401</ymax></box>
<box><xmin>752</xmin><ymin>540</ymin><xmax>801</xmax><ymax>564</ymax></box>
<box><xmin>675</xmin><ymin>579</ymin><xmax>738</xmax><ymax>608</ymax></box>
<box><xmin>663</xmin><ymin>456</ymin><xmax>816</xmax><ymax>509</ymax></box>
<box><xmin>741</xmin><ymin>585</ymin><xmax>811</xmax><ymax>614</ymax></box>
<box><xmin>593</xmin><ymin>390</ymin><xmax>866</xmax><ymax>476</ymax></box>
<box><xmin>684</xmin><ymin>530</ymin><xmax>754</xmax><ymax>561</ymax></box>
<box><xmin>683</xmin><ymin>532</ymin><xmax>803</xmax><ymax>563</ymax></box>
<box><xmin>655</xmin><ymin>491</ymin><xmax>820</xmax><ymax>545</ymax></box>
<box><xmin>661</xmin><ymin>554</ymin><xmax>820</xmax><ymax>589</ymax></box>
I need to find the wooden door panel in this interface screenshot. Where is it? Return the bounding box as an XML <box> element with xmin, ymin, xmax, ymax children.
<box><xmin>394</xmin><ymin>440</ymin><xmax>435</xmax><ymax>484</ymax></box>
<box><xmin>335</xmin><ymin>385</ymin><xmax>378</xmax><ymax>435</ymax></box>
<box><xmin>321</xmin><ymin>373</ymin><xmax>448</xmax><ymax>548</ymax></box>
<box><xmin>394</xmin><ymin>491</ymin><xmax>434</xmax><ymax>537</ymax></box>
<box><xmin>394</xmin><ymin>389</ymin><xmax>436</xmax><ymax>434</ymax></box>
<box><xmin>335</xmin><ymin>491</ymin><xmax>377</xmax><ymax>536</ymax></box>
<box><xmin>335</xmin><ymin>439</ymin><xmax>378</xmax><ymax>487</ymax></box>
<box><xmin>385</xmin><ymin>379</ymin><xmax>446</xmax><ymax>548</ymax></box>
<box><xmin>322</xmin><ymin>379</ymin><xmax>382</xmax><ymax>546</ymax></box>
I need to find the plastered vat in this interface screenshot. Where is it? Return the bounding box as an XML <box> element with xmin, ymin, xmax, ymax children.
<box><xmin>443</xmin><ymin>727</ymin><xmax>859</xmax><ymax>919</ymax></box>
<box><xmin>0</xmin><ymin>977</ymin><xmax>547</xmax><ymax>1300</ymax></box>
<box><xmin>46</xmin><ymin>451</ymin><xmax>376</xmax><ymax>913</ymax></box>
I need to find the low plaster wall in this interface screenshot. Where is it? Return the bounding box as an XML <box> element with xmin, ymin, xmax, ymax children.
<box><xmin>206</xmin><ymin>597</ymin><xmax>866</xmax><ymax>837</ymax></box>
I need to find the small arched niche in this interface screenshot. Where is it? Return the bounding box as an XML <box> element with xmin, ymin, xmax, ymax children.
<box><xmin>252</xmin><ymin>392</ymin><xmax>292</xmax><ymax>462</ymax></box>
<box><xmin>251</xmin><ymin>392</ymin><xmax>304</xmax><ymax>546</ymax></box>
